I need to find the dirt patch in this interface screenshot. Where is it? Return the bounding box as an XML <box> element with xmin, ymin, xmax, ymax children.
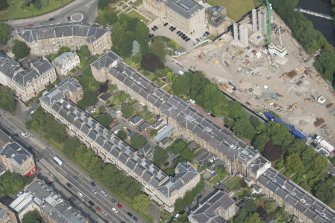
<box><xmin>314</xmin><ymin>118</ymin><xmax>325</xmax><ymax>127</ymax></box>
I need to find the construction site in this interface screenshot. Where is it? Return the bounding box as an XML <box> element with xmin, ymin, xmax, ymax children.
<box><xmin>177</xmin><ymin>3</ymin><xmax>335</xmax><ymax>147</ymax></box>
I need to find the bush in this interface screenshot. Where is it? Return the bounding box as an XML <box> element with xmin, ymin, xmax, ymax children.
<box><xmin>153</xmin><ymin>147</ymin><xmax>169</xmax><ymax>167</ymax></box>
<box><xmin>117</xmin><ymin>129</ymin><xmax>128</xmax><ymax>140</ymax></box>
<box><xmin>0</xmin><ymin>172</ymin><xmax>30</xmax><ymax>196</ymax></box>
<box><xmin>0</xmin><ymin>22</ymin><xmax>10</xmax><ymax>44</ymax></box>
<box><xmin>22</xmin><ymin>210</ymin><xmax>43</xmax><ymax>223</ymax></box>
<box><xmin>12</xmin><ymin>40</ymin><xmax>30</xmax><ymax>59</ymax></box>
<box><xmin>174</xmin><ymin>179</ymin><xmax>204</xmax><ymax>212</ymax></box>
<box><xmin>131</xmin><ymin>134</ymin><xmax>147</xmax><ymax>150</ymax></box>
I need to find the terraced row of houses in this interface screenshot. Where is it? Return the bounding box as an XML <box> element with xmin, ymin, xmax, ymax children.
<box><xmin>88</xmin><ymin>51</ymin><xmax>335</xmax><ymax>223</ymax></box>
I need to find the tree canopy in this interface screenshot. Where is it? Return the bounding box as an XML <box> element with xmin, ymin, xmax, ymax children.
<box><xmin>131</xmin><ymin>134</ymin><xmax>147</xmax><ymax>150</ymax></box>
<box><xmin>112</xmin><ymin>15</ymin><xmax>149</xmax><ymax>57</ymax></box>
<box><xmin>0</xmin><ymin>0</ymin><xmax>9</xmax><ymax>11</ymax></box>
<box><xmin>22</xmin><ymin>210</ymin><xmax>43</xmax><ymax>223</ymax></box>
<box><xmin>140</xmin><ymin>53</ymin><xmax>164</xmax><ymax>72</ymax></box>
<box><xmin>0</xmin><ymin>172</ymin><xmax>30</xmax><ymax>196</ymax></box>
<box><xmin>117</xmin><ymin>129</ymin><xmax>128</xmax><ymax>140</ymax></box>
<box><xmin>153</xmin><ymin>147</ymin><xmax>169</xmax><ymax>167</ymax></box>
<box><xmin>12</xmin><ymin>40</ymin><xmax>30</xmax><ymax>59</ymax></box>
<box><xmin>0</xmin><ymin>86</ymin><xmax>16</xmax><ymax>113</ymax></box>
<box><xmin>0</xmin><ymin>22</ymin><xmax>11</xmax><ymax>44</ymax></box>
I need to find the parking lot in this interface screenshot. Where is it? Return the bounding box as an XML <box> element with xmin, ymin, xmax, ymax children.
<box><xmin>148</xmin><ymin>19</ymin><xmax>211</xmax><ymax>51</ymax></box>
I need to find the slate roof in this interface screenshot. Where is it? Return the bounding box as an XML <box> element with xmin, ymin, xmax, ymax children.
<box><xmin>16</xmin><ymin>23</ymin><xmax>110</xmax><ymax>44</ymax></box>
<box><xmin>165</xmin><ymin>0</ymin><xmax>204</xmax><ymax>19</ymax></box>
<box><xmin>189</xmin><ymin>190</ymin><xmax>235</xmax><ymax>223</ymax></box>
<box><xmin>10</xmin><ymin>179</ymin><xmax>87</xmax><ymax>223</ymax></box>
<box><xmin>258</xmin><ymin>167</ymin><xmax>335</xmax><ymax>223</ymax></box>
<box><xmin>40</xmin><ymin>79</ymin><xmax>199</xmax><ymax>199</ymax></box>
<box><xmin>90</xmin><ymin>51</ymin><xmax>335</xmax><ymax>223</ymax></box>
<box><xmin>0</xmin><ymin>142</ymin><xmax>33</xmax><ymax>166</ymax></box>
<box><xmin>0</xmin><ymin>56</ymin><xmax>54</xmax><ymax>88</ymax></box>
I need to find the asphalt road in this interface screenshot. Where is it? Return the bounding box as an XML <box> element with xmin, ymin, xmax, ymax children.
<box><xmin>7</xmin><ymin>0</ymin><xmax>98</xmax><ymax>28</ymax></box>
<box><xmin>0</xmin><ymin>111</ymin><xmax>141</xmax><ymax>223</ymax></box>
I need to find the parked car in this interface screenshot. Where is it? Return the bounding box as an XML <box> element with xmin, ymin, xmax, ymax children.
<box><xmin>117</xmin><ymin>203</ymin><xmax>123</xmax><ymax>208</ymax></box>
<box><xmin>127</xmin><ymin>212</ymin><xmax>133</xmax><ymax>217</ymax></box>
<box><xmin>112</xmin><ymin>207</ymin><xmax>118</xmax><ymax>213</ymax></box>
<box><xmin>88</xmin><ymin>200</ymin><xmax>94</xmax><ymax>206</ymax></box>
<box><xmin>111</xmin><ymin>198</ymin><xmax>118</xmax><ymax>205</ymax></box>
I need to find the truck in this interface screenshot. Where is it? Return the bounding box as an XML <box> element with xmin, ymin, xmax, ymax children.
<box><xmin>52</xmin><ymin>156</ymin><xmax>63</xmax><ymax>166</ymax></box>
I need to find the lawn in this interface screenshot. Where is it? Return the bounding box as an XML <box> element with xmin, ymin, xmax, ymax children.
<box><xmin>0</xmin><ymin>0</ymin><xmax>73</xmax><ymax>20</ymax></box>
<box><xmin>207</xmin><ymin>0</ymin><xmax>258</xmax><ymax>21</ymax></box>
<box><xmin>223</xmin><ymin>176</ymin><xmax>243</xmax><ymax>191</ymax></box>
<box><xmin>126</xmin><ymin>9</ymin><xmax>149</xmax><ymax>24</ymax></box>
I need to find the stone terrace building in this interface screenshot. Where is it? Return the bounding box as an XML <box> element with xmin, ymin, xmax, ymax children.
<box><xmin>0</xmin><ymin>202</ymin><xmax>17</xmax><ymax>223</ymax></box>
<box><xmin>143</xmin><ymin>0</ymin><xmax>206</xmax><ymax>34</ymax></box>
<box><xmin>10</xmin><ymin>179</ymin><xmax>88</xmax><ymax>223</ymax></box>
<box><xmin>39</xmin><ymin>78</ymin><xmax>200</xmax><ymax>212</ymax></box>
<box><xmin>0</xmin><ymin>142</ymin><xmax>36</xmax><ymax>176</ymax></box>
<box><xmin>90</xmin><ymin>51</ymin><xmax>335</xmax><ymax>223</ymax></box>
<box><xmin>16</xmin><ymin>24</ymin><xmax>112</xmax><ymax>56</ymax></box>
<box><xmin>188</xmin><ymin>190</ymin><xmax>238</xmax><ymax>223</ymax></box>
<box><xmin>0</xmin><ymin>53</ymin><xmax>56</xmax><ymax>102</ymax></box>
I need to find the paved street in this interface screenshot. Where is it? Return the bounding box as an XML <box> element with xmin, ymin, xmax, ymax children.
<box><xmin>7</xmin><ymin>0</ymin><xmax>98</xmax><ymax>28</ymax></box>
<box><xmin>0</xmin><ymin>110</ymin><xmax>142</xmax><ymax>223</ymax></box>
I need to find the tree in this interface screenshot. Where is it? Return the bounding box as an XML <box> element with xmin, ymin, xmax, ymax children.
<box><xmin>153</xmin><ymin>147</ymin><xmax>169</xmax><ymax>167</ymax></box>
<box><xmin>174</xmin><ymin>180</ymin><xmax>204</xmax><ymax>212</ymax></box>
<box><xmin>0</xmin><ymin>172</ymin><xmax>29</xmax><ymax>196</ymax></box>
<box><xmin>117</xmin><ymin>129</ymin><xmax>128</xmax><ymax>140</ymax></box>
<box><xmin>12</xmin><ymin>40</ymin><xmax>30</xmax><ymax>59</ymax></box>
<box><xmin>0</xmin><ymin>22</ymin><xmax>10</xmax><ymax>44</ymax></box>
<box><xmin>22</xmin><ymin>210</ymin><xmax>43</xmax><ymax>223</ymax></box>
<box><xmin>315</xmin><ymin>177</ymin><xmax>335</xmax><ymax>204</ymax></box>
<box><xmin>0</xmin><ymin>86</ymin><xmax>16</xmax><ymax>113</ymax></box>
<box><xmin>150</xmin><ymin>39</ymin><xmax>166</xmax><ymax>62</ymax></box>
<box><xmin>252</xmin><ymin>133</ymin><xmax>269</xmax><ymax>153</ymax></box>
<box><xmin>243</xmin><ymin>213</ymin><xmax>262</xmax><ymax>223</ymax></box>
<box><xmin>141</xmin><ymin>53</ymin><xmax>164</xmax><ymax>72</ymax></box>
<box><xmin>285</xmin><ymin>153</ymin><xmax>304</xmax><ymax>176</ymax></box>
<box><xmin>131</xmin><ymin>134</ymin><xmax>147</xmax><ymax>150</ymax></box>
<box><xmin>314</xmin><ymin>44</ymin><xmax>335</xmax><ymax>84</ymax></box>
<box><xmin>131</xmin><ymin>194</ymin><xmax>150</xmax><ymax>214</ymax></box>
<box><xmin>172</xmin><ymin>73</ymin><xmax>191</xmax><ymax>96</ymax></box>
<box><xmin>0</xmin><ymin>0</ymin><xmax>8</xmax><ymax>11</ymax></box>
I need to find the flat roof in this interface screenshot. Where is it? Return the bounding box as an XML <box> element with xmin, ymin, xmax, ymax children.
<box><xmin>165</xmin><ymin>0</ymin><xmax>204</xmax><ymax>19</ymax></box>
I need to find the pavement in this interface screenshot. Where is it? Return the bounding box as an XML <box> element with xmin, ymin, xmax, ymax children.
<box><xmin>0</xmin><ymin>109</ymin><xmax>142</xmax><ymax>223</ymax></box>
<box><xmin>7</xmin><ymin>0</ymin><xmax>98</xmax><ymax>28</ymax></box>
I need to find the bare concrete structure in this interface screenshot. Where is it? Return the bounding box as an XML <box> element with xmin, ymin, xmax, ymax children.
<box><xmin>252</xmin><ymin>9</ymin><xmax>257</xmax><ymax>31</ymax></box>
<box><xmin>233</xmin><ymin>23</ymin><xmax>238</xmax><ymax>42</ymax></box>
<box><xmin>239</xmin><ymin>24</ymin><xmax>248</xmax><ymax>47</ymax></box>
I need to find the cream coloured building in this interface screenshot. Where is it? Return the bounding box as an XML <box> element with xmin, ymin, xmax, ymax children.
<box><xmin>16</xmin><ymin>24</ymin><xmax>112</xmax><ymax>56</ymax></box>
<box><xmin>52</xmin><ymin>52</ymin><xmax>80</xmax><ymax>76</ymax></box>
<box><xmin>39</xmin><ymin>78</ymin><xmax>200</xmax><ymax>212</ymax></box>
<box><xmin>0</xmin><ymin>202</ymin><xmax>17</xmax><ymax>223</ymax></box>
<box><xmin>0</xmin><ymin>142</ymin><xmax>36</xmax><ymax>176</ymax></box>
<box><xmin>0</xmin><ymin>53</ymin><xmax>56</xmax><ymax>102</ymax></box>
<box><xmin>143</xmin><ymin>0</ymin><xmax>206</xmax><ymax>34</ymax></box>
